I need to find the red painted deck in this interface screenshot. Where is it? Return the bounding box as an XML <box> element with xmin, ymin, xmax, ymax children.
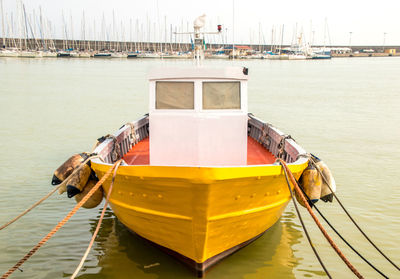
<box><xmin>123</xmin><ymin>136</ymin><xmax>276</xmax><ymax>165</ymax></box>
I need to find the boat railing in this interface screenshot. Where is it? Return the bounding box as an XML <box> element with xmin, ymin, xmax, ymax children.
<box><xmin>93</xmin><ymin>113</ymin><xmax>306</xmax><ymax>166</ymax></box>
<box><xmin>248</xmin><ymin>114</ymin><xmax>307</xmax><ymax>164</ymax></box>
<box><xmin>92</xmin><ymin>115</ymin><xmax>149</xmax><ymax>164</ymax></box>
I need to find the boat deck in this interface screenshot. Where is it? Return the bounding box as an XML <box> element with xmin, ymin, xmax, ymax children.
<box><xmin>123</xmin><ymin>136</ymin><xmax>276</xmax><ymax>165</ymax></box>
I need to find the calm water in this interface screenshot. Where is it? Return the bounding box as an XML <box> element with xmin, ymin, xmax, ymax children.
<box><xmin>0</xmin><ymin>57</ymin><xmax>399</xmax><ymax>279</ymax></box>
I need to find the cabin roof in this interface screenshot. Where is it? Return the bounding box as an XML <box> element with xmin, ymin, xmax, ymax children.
<box><xmin>148</xmin><ymin>67</ymin><xmax>249</xmax><ymax>81</ymax></box>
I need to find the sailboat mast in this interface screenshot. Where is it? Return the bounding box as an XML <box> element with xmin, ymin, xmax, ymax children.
<box><xmin>39</xmin><ymin>7</ymin><xmax>46</xmax><ymax>50</ymax></box>
<box><xmin>22</xmin><ymin>4</ymin><xmax>29</xmax><ymax>50</ymax></box>
<box><xmin>0</xmin><ymin>0</ymin><xmax>6</xmax><ymax>48</ymax></box>
<box><xmin>279</xmin><ymin>24</ymin><xmax>284</xmax><ymax>55</ymax></box>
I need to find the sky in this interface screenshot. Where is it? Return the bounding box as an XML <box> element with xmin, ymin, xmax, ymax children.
<box><xmin>1</xmin><ymin>0</ymin><xmax>400</xmax><ymax>46</ymax></box>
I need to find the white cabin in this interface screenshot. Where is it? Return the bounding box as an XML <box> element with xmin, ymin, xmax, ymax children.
<box><xmin>148</xmin><ymin>67</ymin><xmax>249</xmax><ymax>166</ymax></box>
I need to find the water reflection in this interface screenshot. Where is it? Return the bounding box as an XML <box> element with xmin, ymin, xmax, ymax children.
<box><xmin>76</xmin><ymin>209</ymin><xmax>310</xmax><ymax>279</ymax></box>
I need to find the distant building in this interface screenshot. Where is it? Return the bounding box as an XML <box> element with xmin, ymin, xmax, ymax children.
<box><xmin>224</xmin><ymin>45</ymin><xmax>253</xmax><ymax>56</ymax></box>
<box><xmin>384</xmin><ymin>49</ymin><xmax>396</xmax><ymax>55</ymax></box>
<box><xmin>331</xmin><ymin>47</ymin><xmax>352</xmax><ymax>54</ymax></box>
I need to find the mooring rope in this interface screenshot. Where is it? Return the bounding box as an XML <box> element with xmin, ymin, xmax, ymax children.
<box><xmin>278</xmin><ymin>159</ymin><xmax>364</xmax><ymax>279</ymax></box>
<box><xmin>0</xmin><ymin>159</ymin><xmax>121</xmax><ymax>279</ymax></box>
<box><xmin>307</xmin><ymin>155</ymin><xmax>399</xmax><ymax>272</ymax></box>
<box><xmin>313</xmin><ymin>203</ymin><xmax>389</xmax><ymax>278</ymax></box>
<box><xmin>70</xmin><ymin>160</ymin><xmax>122</xmax><ymax>279</ymax></box>
<box><xmin>0</xmin><ymin>155</ymin><xmax>100</xmax><ymax>231</ymax></box>
<box><xmin>297</xmin><ymin>181</ymin><xmax>389</xmax><ymax>278</ymax></box>
<box><xmin>281</xmin><ymin>163</ymin><xmax>332</xmax><ymax>278</ymax></box>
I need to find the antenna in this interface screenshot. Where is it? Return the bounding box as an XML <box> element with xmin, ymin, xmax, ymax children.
<box><xmin>174</xmin><ymin>14</ymin><xmax>222</xmax><ymax>66</ymax></box>
<box><xmin>232</xmin><ymin>0</ymin><xmax>235</xmax><ymax>60</ymax></box>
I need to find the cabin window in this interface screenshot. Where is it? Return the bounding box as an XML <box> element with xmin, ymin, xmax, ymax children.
<box><xmin>156</xmin><ymin>82</ymin><xmax>194</xmax><ymax>109</ymax></box>
<box><xmin>202</xmin><ymin>82</ymin><xmax>241</xmax><ymax>109</ymax></box>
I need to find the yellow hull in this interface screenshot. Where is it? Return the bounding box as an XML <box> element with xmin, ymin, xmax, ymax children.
<box><xmin>91</xmin><ymin>162</ymin><xmax>307</xmax><ymax>266</ymax></box>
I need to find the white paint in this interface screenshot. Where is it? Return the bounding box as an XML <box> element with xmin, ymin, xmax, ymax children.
<box><xmin>149</xmin><ymin>67</ymin><xmax>248</xmax><ymax>166</ymax></box>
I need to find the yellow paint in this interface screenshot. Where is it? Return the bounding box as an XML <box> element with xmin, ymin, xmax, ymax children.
<box><xmin>91</xmin><ymin>161</ymin><xmax>307</xmax><ymax>263</ymax></box>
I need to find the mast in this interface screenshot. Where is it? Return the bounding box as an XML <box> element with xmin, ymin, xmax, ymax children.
<box><xmin>0</xmin><ymin>0</ymin><xmax>5</xmax><ymax>48</ymax></box>
<box><xmin>258</xmin><ymin>22</ymin><xmax>261</xmax><ymax>53</ymax></box>
<box><xmin>279</xmin><ymin>24</ymin><xmax>284</xmax><ymax>55</ymax></box>
<box><xmin>70</xmin><ymin>13</ymin><xmax>75</xmax><ymax>50</ymax></box>
<box><xmin>94</xmin><ymin>19</ymin><xmax>97</xmax><ymax>51</ymax></box>
<box><xmin>81</xmin><ymin>10</ymin><xmax>85</xmax><ymax>51</ymax></box>
<box><xmin>39</xmin><ymin>7</ymin><xmax>46</xmax><ymax>50</ymax></box>
<box><xmin>129</xmin><ymin>18</ymin><xmax>132</xmax><ymax>51</ymax></box>
<box><xmin>22</xmin><ymin>4</ymin><xmax>29</xmax><ymax>50</ymax></box>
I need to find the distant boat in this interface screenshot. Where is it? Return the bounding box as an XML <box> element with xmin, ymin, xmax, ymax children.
<box><xmin>266</xmin><ymin>54</ymin><xmax>289</xmax><ymax>60</ymax></box>
<box><xmin>40</xmin><ymin>51</ymin><xmax>58</xmax><ymax>57</ymax></box>
<box><xmin>111</xmin><ymin>52</ymin><xmax>128</xmax><ymax>58</ymax></box>
<box><xmin>137</xmin><ymin>52</ymin><xmax>161</xmax><ymax>58</ymax></box>
<box><xmin>19</xmin><ymin>51</ymin><xmax>38</xmax><ymax>58</ymax></box>
<box><xmin>70</xmin><ymin>51</ymin><xmax>80</xmax><ymax>58</ymax></box>
<box><xmin>127</xmin><ymin>52</ymin><xmax>138</xmax><ymax>58</ymax></box>
<box><xmin>309</xmin><ymin>48</ymin><xmax>332</xmax><ymax>59</ymax></box>
<box><xmin>79</xmin><ymin>52</ymin><xmax>91</xmax><ymax>58</ymax></box>
<box><xmin>0</xmin><ymin>49</ymin><xmax>19</xmax><ymax>57</ymax></box>
<box><xmin>57</xmin><ymin>51</ymin><xmax>71</xmax><ymax>57</ymax></box>
<box><xmin>162</xmin><ymin>53</ymin><xmax>191</xmax><ymax>59</ymax></box>
<box><xmin>288</xmin><ymin>54</ymin><xmax>307</xmax><ymax>60</ymax></box>
<box><xmin>94</xmin><ymin>52</ymin><xmax>112</xmax><ymax>58</ymax></box>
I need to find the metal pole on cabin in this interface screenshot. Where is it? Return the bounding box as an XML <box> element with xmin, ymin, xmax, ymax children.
<box><xmin>349</xmin><ymin>31</ymin><xmax>352</xmax><ymax>53</ymax></box>
<box><xmin>232</xmin><ymin>0</ymin><xmax>234</xmax><ymax>60</ymax></box>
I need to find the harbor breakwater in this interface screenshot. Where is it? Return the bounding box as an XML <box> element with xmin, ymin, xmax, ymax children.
<box><xmin>1</xmin><ymin>37</ymin><xmax>399</xmax><ymax>57</ymax></box>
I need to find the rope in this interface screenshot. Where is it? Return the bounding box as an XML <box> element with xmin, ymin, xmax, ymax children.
<box><xmin>308</xmin><ymin>156</ymin><xmax>400</xmax><ymax>271</ymax></box>
<box><xmin>296</xmin><ymin>179</ymin><xmax>389</xmax><ymax>278</ymax></box>
<box><xmin>278</xmin><ymin>159</ymin><xmax>364</xmax><ymax>279</ymax></box>
<box><xmin>0</xmin><ymin>160</ymin><xmax>122</xmax><ymax>279</ymax></box>
<box><xmin>313</xmin><ymin>203</ymin><xmax>389</xmax><ymax>278</ymax></box>
<box><xmin>277</xmin><ymin>135</ymin><xmax>292</xmax><ymax>159</ymax></box>
<box><xmin>70</xmin><ymin>160</ymin><xmax>122</xmax><ymax>279</ymax></box>
<box><xmin>125</xmin><ymin>122</ymin><xmax>138</xmax><ymax>146</ymax></box>
<box><xmin>281</xmin><ymin>163</ymin><xmax>332</xmax><ymax>278</ymax></box>
<box><xmin>260</xmin><ymin>123</ymin><xmax>271</xmax><ymax>146</ymax></box>
<box><xmin>0</xmin><ymin>155</ymin><xmax>99</xmax><ymax>231</ymax></box>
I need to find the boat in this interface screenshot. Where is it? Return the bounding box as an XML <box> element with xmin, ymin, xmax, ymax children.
<box><xmin>94</xmin><ymin>52</ymin><xmax>112</xmax><ymax>58</ymax></box>
<box><xmin>18</xmin><ymin>50</ymin><xmax>38</xmax><ymax>58</ymax></box>
<box><xmin>137</xmin><ymin>52</ymin><xmax>161</xmax><ymax>58</ymax></box>
<box><xmin>78</xmin><ymin>52</ymin><xmax>91</xmax><ymax>58</ymax></box>
<box><xmin>127</xmin><ymin>52</ymin><xmax>138</xmax><ymax>58</ymax></box>
<box><xmin>54</xmin><ymin>16</ymin><xmax>325</xmax><ymax>277</ymax></box>
<box><xmin>0</xmin><ymin>49</ymin><xmax>19</xmax><ymax>57</ymax></box>
<box><xmin>89</xmin><ymin>66</ymin><xmax>308</xmax><ymax>276</ymax></box>
<box><xmin>266</xmin><ymin>54</ymin><xmax>289</xmax><ymax>60</ymax></box>
<box><xmin>309</xmin><ymin>48</ymin><xmax>332</xmax><ymax>59</ymax></box>
<box><xmin>70</xmin><ymin>51</ymin><xmax>80</xmax><ymax>58</ymax></box>
<box><xmin>57</xmin><ymin>51</ymin><xmax>71</xmax><ymax>57</ymax></box>
<box><xmin>111</xmin><ymin>52</ymin><xmax>128</xmax><ymax>58</ymax></box>
<box><xmin>288</xmin><ymin>54</ymin><xmax>307</xmax><ymax>60</ymax></box>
